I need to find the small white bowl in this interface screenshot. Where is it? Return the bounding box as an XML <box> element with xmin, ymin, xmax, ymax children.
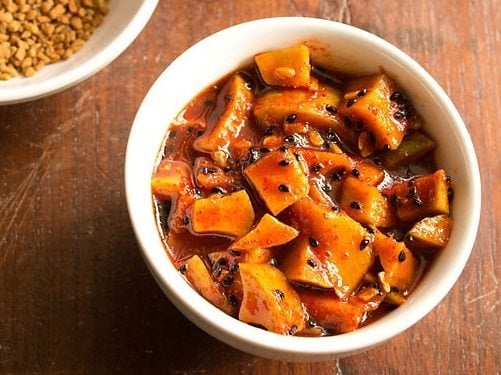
<box><xmin>125</xmin><ymin>17</ymin><xmax>481</xmax><ymax>362</ymax></box>
<box><xmin>0</xmin><ymin>0</ymin><xmax>158</xmax><ymax>105</ymax></box>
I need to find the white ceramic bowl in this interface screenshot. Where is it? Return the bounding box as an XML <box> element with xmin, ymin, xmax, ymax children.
<box><xmin>0</xmin><ymin>0</ymin><xmax>158</xmax><ymax>105</ymax></box>
<box><xmin>125</xmin><ymin>17</ymin><xmax>481</xmax><ymax>362</ymax></box>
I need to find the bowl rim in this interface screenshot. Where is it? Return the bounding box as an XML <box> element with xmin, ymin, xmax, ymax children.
<box><xmin>125</xmin><ymin>16</ymin><xmax>481</xmax><ymax>361</ymax></box>
<box><xmin>0</xmin><ymin>0</ymin><xmax>159</xmax><ymax>105</ymax></box>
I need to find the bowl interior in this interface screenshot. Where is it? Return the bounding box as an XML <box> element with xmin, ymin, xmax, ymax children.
<box><xmin>0</xmin><ymin>0</ymin><xmax>158</xmax><ymax>104</ymax></box>
<box><xmin>125</xmin><ymin>17</ymin><xmax>480</xmax><ymax>362</ymax></box>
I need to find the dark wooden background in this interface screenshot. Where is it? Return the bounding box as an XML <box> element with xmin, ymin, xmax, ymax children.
<box><xmin>0</xmin><ymin>0</ymin><xmax>499</xmax><ymax>373</ymax></box>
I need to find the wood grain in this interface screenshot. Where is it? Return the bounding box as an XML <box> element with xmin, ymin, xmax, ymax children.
<box><xmin>0</xmin><ymin>0</ymin><xmax>499</xmax><ymax>373</ymax></box>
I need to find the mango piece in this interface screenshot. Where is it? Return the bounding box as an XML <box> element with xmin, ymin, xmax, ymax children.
<box><xmin>253</xmin><ymin>83</ymin><xmax>356</xmax><ymax>144</ymax></box>
<box><xmin>299</xmin><ymin>290</ymin><xmax>366</xmax><ymax>334</ymax></box>
<box><xmin>151</xmin><ymin>160</ymin><xmax>193</xmax><ymax>200</ymax></box>
<box><xmin>244</xmin><ymin>149</ymin><xmax>309</xmax><ymax>215</ymax></box>
<box><xmin>405</xmin><ymin>214</ymin><xmax>452</xmax><ymax>250</ymax></box>
<box><xmin>255</xmin><ymin>44</ymin><xmax>311</xmax><ymax>88</ymax></box>
<box><xmin>286</xmin><ymin>198</ymin><xmax>374</xmax><ymax>298</ymax></box>
<box><xmin>191</xmin><ymin>190</ymin><xmax>255</xmax><ymax>237</ymax></box>
<box><xmin>339</xmin><ymin>176</ymin><xmax>394</xmax><ymax>227</ymax></box>
<box><xmin>238</xmin><ymin>263</ymin><xmax>305</xmax><ymax>335</ymax></box>
<box><xmin>182</xmin><ymin>255</ymin><xmax>233</xmax><ymax>314</ymax></box>
<box><xmin>384</xmin><ymin>169</ymin><xmax>450</xmax><ymax>223</ymax></box>
<box><xmin>280</xmin><ymin>235</ymin><xmax>334</xmax><ymax>289</ymax></box>
<box><xmin>296</xmin><ymin>148</ymin><xmax>384</xmax><ymax>186</ymax></box>
<box><xmin>193</xmin><ymin>156</ymin><xmax>237</xmax><ymax>192</ymax></box>
<box><xmin>194</xmin><ymin>73</ymin><xmax>253</xmax><ymax>152</ymax></box>
<box><xmin>374</xmin><ymin>232</ymin><xmax>420</xmax><ymax>292</ymax></box>
<box><xmin>338</xmin><ymin>74</ymin><xmax>411</xmax><ymax>151</ymax></box>
<box><xmin>381</xmin><ymin>131</ymin><xmax>436</xmax><ymax>169</ymax></box>
<box><xmin>232</xmin><ymin>214</ymin><xmax>299</xmax><ymax>250</ymax></box>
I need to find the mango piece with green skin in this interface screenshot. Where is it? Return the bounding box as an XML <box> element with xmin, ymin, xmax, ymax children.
<box><xmin>381</xmin><ymin>130</ymin><xmax>436</xmax><ymax>169</ymax></box>
<box><xmin>405</xmin><ymin>214</ymin><xmax>452</xmax><ymax>251</ymax></box>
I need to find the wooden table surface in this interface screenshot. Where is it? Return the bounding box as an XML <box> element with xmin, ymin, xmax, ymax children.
<box><xmin>1</xmin><ymin>1</ymin><xmax>499</xmax><ymax>373</ymax></box>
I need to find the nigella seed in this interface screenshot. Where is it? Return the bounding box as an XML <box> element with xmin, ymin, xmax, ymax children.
<box><xmin>217</xmin><ymin>257</ymin><xmax>228</xmax><ymax>267</ymax></box>
<box><xmin>325</xmin><ymin>105</ymin><xmax>338</xmax><ymax>115</ymax></box>
<box><xmin>383</xmin><ymin>144</ymin><xmax>391</xmax><ymax>151</ymax></box>
<box><xmin>312</xmin><ymin>163</ymin><xmax>324</xmax><ymax>172</ymax></box>
<box><xmin>178</xmin><ymin>264</ymin><xmax>187</xmax><ymax>274</ymax></box>
<box><xmin>259</xmin><ymin>147</ymin><xmax>271</xmax><ymax>153</ymax></box>
<box><xmin>357</xmin><ymin>89</ymin><xmax>368</xmax><ymax>97</ymax></box>
<box><xmin>288</xmin><ymin>325</ymin><xmax>298</xmax><ymax>335</ymax></box>
<box><xmin>278</xmin><ymin>184</ymin><xmax>290</xmax><ymax>192</ymax></box>
<box><xmin>309</xmin><ymin>237</ymin><xmax>319</xmax><ymax>247</ymax></box>
<box><xmin>194</xmin><ymin>187</ymin><xmax>202</xmax><ymax>196</ymax></box>
<box><xmin>284</xmin><ymin>135</ymin><xmax>298</xmax><ymax>144</ymax></box>
<box><xmin>413</xmin><ymin>198</ymin><xmax>424</xmax><ymax>208</ymax></box>
<box><xmin>273</xmin><ymin>289</ymin><xmax>285</xmax><ymax>301</ymax></box>
<box><xmin>293</xmin><ymin>152</ymin><xmax>301</xmax><ymax>161</ymax></box>
<box><xmin>331</xmin><ymin>167</ymin><xmax>346</xmax><ymax>181</ymax></box>
<box><xmin>359</xmin><ymin>239</ymin><xmax>370</xmax><ymax>250</ymax></box>
<box><xmin>332</xmin><ymin>204</ymin><xmax>339</xmax><ymax>212</ymax></box>
<box><xmin>213</xmin><ymin>265</ymin><xmax>222</xmax><ymax>278</ymax></box>
<box><xmin>182</xmin><ymin>216</ymin><xmax>190</xmax><ymax>226</ymax></box>
<box><xmin>224</xmin><ymin>95</ymin><xmax>232</xmax><ymax>102</ymax></box>
<box><xmin>269</xmin><ymin>258</ymin><xmax>279</xmax><ymax>267</ymax></box>
<box><xmin>365</xmin><ymin>225</ymin><xmax>375</xmax><ymax>234</ymax></box>
<box><xmin>307</xmin><ymin>258</ymin><xmax>317</xmax><ymax>268</ymax></box>
<box><xmin>405</xmin><ymin>234</ymin><xmax>415</xmax><ymax>243</ymax></box>
<box><xmin>448</xmin><ymin>188</ymin><xmax>454</xmax><ymax>200</ymax></box>
<box><xmin>222</xmin><ymin>275</ymin><xmax>234</xmax><ymax>286</ymax></box>
<box><xmin>325</xmin><ymin>128</ymin><xmax>341</xmax><ymax>142</ymax></box>
<box><xmin>394</xmin><ymin>111</ymin><xmax>405</xmax><ymax>120</ymax></box>
<box><xmin>228</xmin><ymin>294</ymin><xmax>238</xmax><ymax>307</ymax></box>
<box><xmin>265</xmin><ymin>127</ymin><xmax>275</xmax><ymax>135</ymax></box>
<box><xmin>168</xmin><ymin>130</ymin><xmax>177</xmax><ymax>139</ymax></box>
<box><xmin>201</xmin><ymin>166</ymin><xmax>218</xmax><ymax>175</ymax></box>
<box><xmin>279</xmin><ymin>145</ymin><xmax>288</xmax><ymax>152</ymax></box>
<box><xmin>211</xmin><ymin>187</ymin><xmax>227</xmax><ymax>195</ymax></box>
<box><xmin>398</xmin><ymin>250</ymin><xmax>407</xmax><ymax>262</ymax></box>
<box><xmin>390</xmin><ymin>91</ymin><xmax>406</xmax><ymax>103</ymax></box>
<box><xmin>445</xmin><ymin>175</ymin><xmax>452</xmax><ymax>183</ymax></box>
<box><xmin>352</xmin><ymin>168</ymin><xmax>360</xmax><ymax>177</ymax></box>
<box><xmin>347</xmin><ymin>98</ymin><xmax>357</xmax><ymax>107</ymax></box>
<box><xmin>229</xmin><ymin>262</ymin><xmax>239</xmax><ymax>273</ymax></box>
<box><xmin>285</xmin><ymin>114</ymin><xmax>297</xmax><ymax>123</ymax></box>
<box><xmin>373</xmin><ymin>157</ymin><xmax>382</xmax><ymax>166</ymax></box>
<box><xmin>279</xmin><ymin>159</ymin><xmax>290</xmax><ymax>166</ymax></box>
<box><xmin>350</xmin><ymin>201</ymin><xmax>361</xmax><ymax>210</ymax></box>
